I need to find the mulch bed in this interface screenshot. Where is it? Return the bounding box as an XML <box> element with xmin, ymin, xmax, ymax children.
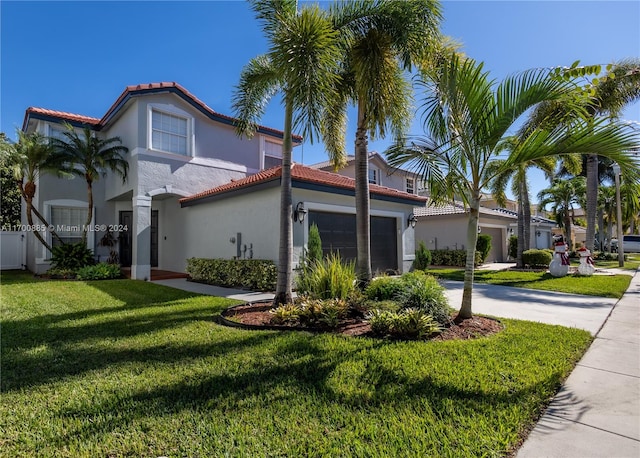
<box><xmin>220</xmin><ymin>302</ymin><xmax>503</xmax><ymax>341</ymax></box>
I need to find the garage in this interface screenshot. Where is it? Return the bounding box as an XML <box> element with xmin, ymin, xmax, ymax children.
<box><xmin>480</xmin><ymin>227</ymin><xmax>504</xmax><ymax>263</ymax></box>
<box><xmin>308</xmin><ymin>211</ymin><xmax>398</xmax><ymax>273</ymax></box>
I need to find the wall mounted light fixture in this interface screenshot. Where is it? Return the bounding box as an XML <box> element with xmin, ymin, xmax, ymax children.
<box><xmin>536</xmin><ymin>230</ymin><xmax>541</xmax><ymax>237</ymax></box>
<box><xmin>407</xmin><ymin>213</ymin><xmax>418</xmax><ymax>228</ymax></box>
<box><xmin>293</xmin><ymin>202</ymin><xmax>307</xmax><ymax>224</ymax></box>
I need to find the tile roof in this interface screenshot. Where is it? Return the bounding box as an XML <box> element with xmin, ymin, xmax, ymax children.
<box><xmin>23</xmin><ymin>108</ymin><xmax>101</xmax><ymax>126</ymax></box>
<box><xmin>180</xmin><ymin>163</ymin><xmax>427</xmax><ymax>205</ymax></box>
<box><xmin>22</xmin><ymin>82</ymin><xmax>301</xmax><ymax>142</ymax></box>
<box><xmin>413</xmin><ymin>201</ymin><xmax>518</xmax><ymax>219</ymax></box>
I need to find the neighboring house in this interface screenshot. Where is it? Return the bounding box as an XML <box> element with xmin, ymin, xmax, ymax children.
<box><xmin>413</xmin><ymin>202</ymin><xmax>517</xmax><ymax>263</ymax></box>
<box><xmin>22</xmin><ymin>82</ymin><xmax>301</xmax><ymax>278</ymax></box>
<box><xmin>310</xmin><ymin>151</ymin><xmax>422</xmax><ymax>195</ymax></box>
<box><xmin>180</xmin><ymin>164</ymin><xmax>425</xmax><ymax>274</ymax></box>
<box><xmin>414</xmin><ymin>201</ymin><xmax>557</xmax><ymax>264</ymax></box>
<box><xmin>489</xmin><ymin>208</ymin><xmax>556</xmax><ymax>250</ymax></box>
<box><xmin>21</xmin><ymin>82</ymin><xmax>421</xmax><ymax>277</ymax></box>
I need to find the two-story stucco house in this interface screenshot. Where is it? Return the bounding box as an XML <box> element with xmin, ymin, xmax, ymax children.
<box><xmin>311</xmin><ymin>151</ymin><xmax>424</xmax><ymax>196</ymax></box>
<box><xmin>21</xmin><ymin>82</ymin><xmax>422</xmax><ymax>278</ymax></box>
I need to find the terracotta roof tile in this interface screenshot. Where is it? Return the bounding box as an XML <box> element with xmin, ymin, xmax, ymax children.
<box><xmin>25</xmin><ymin>107</ymin><xmax>101</xmax><ymax>126</ymax></box>
<box><xmin>180</xmin><ymin>164</ymin><xmax>427</xmax><ymax>205</ymax></box>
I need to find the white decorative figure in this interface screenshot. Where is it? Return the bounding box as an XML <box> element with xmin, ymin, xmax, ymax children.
<box><xmin>549</xmin><ymin>240</ymin><xmax>570</xmax><ymax>277</ymax></box>
<box><xmin>577</xmin><ymin>247</ymin><xmax>595</xmax><ymax>276</ymax></box>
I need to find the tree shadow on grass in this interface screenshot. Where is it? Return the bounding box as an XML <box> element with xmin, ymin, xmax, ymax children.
<box><xmin>2</xmin><ymin>280</ymin><xmax>244</xmax><ymax>391</ymax></box>
<box><xmin>50</xmin><ymin>334</ymin><xmax>571</xmax><ymax>455</ymax></box>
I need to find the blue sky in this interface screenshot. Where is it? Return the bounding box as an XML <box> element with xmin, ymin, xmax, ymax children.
<box><xmin>2</xmin><ymin>1</ymin><xmax>639</xmax><ymax>199</ymax></box>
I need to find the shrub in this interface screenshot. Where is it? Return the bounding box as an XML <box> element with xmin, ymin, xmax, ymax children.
<box><xmin>413</xmin><ymin>241</ymin><xmax>432</xmax><ymax>270</ymax></box>
<box><xmin>431</xmin><ymin>249</ymin><xmax>482</xmax><ymax>267</ymax></box>
<box><xmin>368</xmin><ymin>308</ymin><xmax>441</xmax><ymax>339</ymax></box>
<box><xmin>50</xmin><ymin>242</ymin><xmax>95</xmax><ymax>270</ymax></box>
<box><xmin>186</xmin><ymin>258</ymin><xmax>277</xmax><ymax>291</ymax></box>
<box><xmin>396</xmin><ymin>271</ymin><xmax>451</xmax><ymax>325</ymax></box>
<box><xmin>508</xmin><ymin>235</ymin><xmax>518</xmax><ymax>260</ymax></box>
<box><xmin>269</xmin><ymin>303</ymin><xmax>301</xmax><ymax>325</ymax></box>
<box><xmin>476</xmin><ymin>234</ymin><xmax>492</xmax><ymax>263</ymax></box>
<box><xmin>76</xmin><ymin>263</ymin><xmax>122</xmax><ymax>280</ymax></box>
<box><xmin>364</xmin><ymin>276</ymin><xmax>404</xmax><ymax>301</ymax></box>
<box><xmin>306</xmin><ymin>224</ymin><xmax>323</xmax><ymax>266</ymax></box>
<box><xmin>522</xmin><ymin>249</ymin><xmax>552</xmax><ymax>268</ymax></box>
<box><xmin>296</xmin><ymin>253</ymin><xmax>356</xmax><ymax>300</ymax></box>
<box><xmin>296</xmin><ymin>298</ymin><xmax>350</xmax><ymax>329</ymax></box>
<box><xmin>44</xmin><ymin>267</ymin><xmax>77</xmax><ymax>279</ymax></box>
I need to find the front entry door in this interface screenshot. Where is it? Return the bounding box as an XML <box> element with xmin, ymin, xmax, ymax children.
<box><xmin>119</xmin><ymin>210</ymin><xmax>158</xmax><ymax>268</ymax></box>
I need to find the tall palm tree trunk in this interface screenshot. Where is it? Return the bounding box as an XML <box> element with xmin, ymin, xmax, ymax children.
<box><xmin>274</xmin><ymin>98</ymin><xmax>294</xmax><ymax>306</ymax></box>
<box><xmin>354</xmin><ymin>100</ymin><xmax>372</xmax><ymax>285</ymax></box>
<box><xmin>83</xmin><ymin>177</ymin><xmax>94</xmax><ymax>247</ymax></box>
<box><xmin>522</xmin><ymin>180</ymin><xmax>531</xmax><ymax>251</ymax></box>
<box><xmin>564</xmin><ymin>211</ymin><xmax>573</xmax><ymax>250</ymax></box>
<box><xmin>459</xmin><ymin>195</ymin><xmax>480</xmax><ymax>320</ymax></box>
<box><xmin>598</xmin><ymin>207</ymin><xmax>605</xmax><ymax>251</ymax></box>
<box><xmin>585</xmin><ymin>154</ymin><xmax>598</xmax><ymax>251</ymax></box>
<box><xmin>516</xmin><ymin>191</ymin><xmax>525</xmax><ymax>268</ymax></box>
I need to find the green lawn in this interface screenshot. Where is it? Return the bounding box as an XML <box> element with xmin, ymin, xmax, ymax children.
<box><xmin>428</xmin><ymin>268</ymin><xmax>632</xmax><ymax>298</ymax></box>
<box><xmin>1</xmin><ymin>272</ymin><xmax>592</xmax><ymax>457</ymax></box>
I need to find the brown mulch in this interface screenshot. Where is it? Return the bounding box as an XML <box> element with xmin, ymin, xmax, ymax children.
<box><xmin>221</xmin><ymin>302</ymin><xmax>503</xmax><ymax>341</ymax></box>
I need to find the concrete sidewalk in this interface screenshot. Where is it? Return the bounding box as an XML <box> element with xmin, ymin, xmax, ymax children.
<box><xmin>517</xmin><ymin>268</ymin><xmax>640</xmax><ymax>458</ymax></box>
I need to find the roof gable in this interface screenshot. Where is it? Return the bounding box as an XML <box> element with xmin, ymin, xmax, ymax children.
<box><xmin>22</xmin><ymin>82</ymin><xmax>301</xmax><ymax>143</ymax></box>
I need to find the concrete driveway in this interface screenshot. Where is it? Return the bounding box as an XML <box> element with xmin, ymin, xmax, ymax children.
<box><xmin>442</xmin><ymin>280</ymin><xmax>617</xmax><ymax>335</ymax></box>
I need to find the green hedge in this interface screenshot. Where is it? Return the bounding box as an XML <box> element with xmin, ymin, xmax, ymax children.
<box><xmin>186</xmin><ymin>258</ymin><xmax>277</xmax><ymax>291</ymax></box>
<box><xmin>77</xmin><ymin>263</ymin><xmax>122</xmax><ymax>280</ymax></box>
<box><xmin>522</xmin><ymin>249</ymin><xmax>552</xmax><ymax>268</ymax></box>
<box><xmin>431</xmin><ymin>249</ymin><xmax>482</xmax><ymax>267</ymax></box>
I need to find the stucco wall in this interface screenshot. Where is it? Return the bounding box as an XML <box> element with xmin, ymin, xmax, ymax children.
<box><xmin>181</xmin><ymin>187</ymin><xmax>281</xmax><ymax>265</ymax></box>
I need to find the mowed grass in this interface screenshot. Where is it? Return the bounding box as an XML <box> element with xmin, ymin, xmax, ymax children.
<box><xmin>1</xmin><ymin>271</ymin><xmax>592</xmax><ymax>457</ymax></box>
<box><xmin>428</xmin><ymin>268</ymin><xmax>632</xmax><ymax>298</ymax></box>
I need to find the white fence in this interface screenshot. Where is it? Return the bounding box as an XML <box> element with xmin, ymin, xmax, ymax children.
<box><xmin>1</xmin><ymin>231</ymin><xmax>26</xmax><ymax>270</ymax></box>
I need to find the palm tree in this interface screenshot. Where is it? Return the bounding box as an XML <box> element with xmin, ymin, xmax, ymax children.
<box><xmin>572</xmin><ymin>59</ymin><xmax>640</xmax><ymax>251</ymax></box>
<box><xmin>233</xmin><ymin>0</ymin><xmax>342</xmax><ymax>306</ymax></box>
<box><xmin>50</xmin><ymin>123</ymin><xmax>129</xmax><ymax>246</ymax></box>
<box><xmin>597</xmin><ymin>184</ymin><xmax>616</xmax><ymax>251</ymax></box>
<box><xmin>489</xmin><ymin>153</ymin><xmax>556</xmax><ymax>268</ymax></box>
<box><xmin>1</xmin><ymin>131</ymin><xmax>65</xmax><ymax>251</ymax></box>
<box><xmin>537</xmin><ymin>177</ymin><xmax>586</xmax><ymax>250</ymax></box>
<box><xmin>323</xmin><ymin>0</ymin><xmax>442</xmax><ymax>285</ymax></box>
<box><xmin>387</xmin><ymin>53</ymin><xmax>640</xmax><ymax>320</ymax></box>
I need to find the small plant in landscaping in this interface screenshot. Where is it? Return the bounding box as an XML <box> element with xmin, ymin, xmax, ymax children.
<box><xmin>396</xmin><ymin>271</ymin><xmax>451</xmax><ymax>325</ymax></box>
<box><xmin>476</xmin><ymin>234</ymin><xmax>492</xmax><ymax>263</ymax></box>
<box><xmin>368</xmin><ymin>308</ymin><xmax>441</xmax><ymax>339</ymax></box>
<box><xmin>44</xmin><ymin>267</ymin><xmax>78</xmax><ymax>279</ymax></box>
<box><xmin>50</xmin><ymin>242</ymin><xmax>95</xmax><ymax>270</ymax></box>
<box><xmin>364</xmin><ymin>275</ymin><xmax>405</xmax><ymax>301</ymax></box>
<box><xmin>413</xmin><ymin>241</ymin><xmax>432</xmax><ymax>270</ymax></box>
<box><xmin>297</xmin><ymin>298</ymin><xmax>349</xmax><ymax>329</ymax></box>
<box><xmin>508</xmin><ymin>235</ymin><xmax>518</xmax><ymax>260</ymax></box>
<box><xmin>522</xmin><ymin>249</ymin><xmax>552</xmax><ymax>268</ymax></box>
<box><xmin>76</xmin><ymin>263</ymin><xmax>122</xmax><ymax>280</ymax></box>
<box><xmin>306</xmin><ymin>223</ymin><xmax>323</xmax><ymax>266</ymax></box>
<box><xmin>269</xmin><ymin>303</ymin><xmax>301</xmax><ymax>325</ymax></box>
<box><xmin>296</xmin><ymin>252</ymin><xmax>356</xmax><ymax>300</ymax></box>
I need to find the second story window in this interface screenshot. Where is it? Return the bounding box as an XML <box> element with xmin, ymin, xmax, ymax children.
<box><xmin>406</xmin><ymin>177</ymin><xmax>415</xmax><ymax>194</ymax></box>
<box><xmin>263</xmin><ymin>139</ymin><xmax>282</xmax><ymax>169</ymax></box>
<box><xmin>151</xmin><ymin>109</ymin><xmax>189</xmax><ymax>155</ymax></box>
<box><xmin>368</xmin><ymin>169</ymin><xmax>378</xmax><ymax>185</ymax></box>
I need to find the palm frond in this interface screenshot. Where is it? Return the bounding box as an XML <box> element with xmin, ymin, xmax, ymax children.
<box><xmin>232</xmin><ymin>55</ymin><xmax>281</xmax><ymax>139</ymax></box>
